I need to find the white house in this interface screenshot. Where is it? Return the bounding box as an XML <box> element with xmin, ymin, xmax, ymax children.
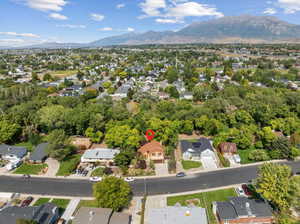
<box><xmin>81</xmin><ymin>148</ymin><xmax>120</xmax><ymax>164</ymax></box>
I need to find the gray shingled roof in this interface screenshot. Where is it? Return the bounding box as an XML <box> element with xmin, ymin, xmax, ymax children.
<box><xmin>148</xmin><ymin>206</ymin><xmax>207</xmax><ymax>224</ymax></box>
<box><xmin>180</xmin><ymin>138</ymin><xmax>213</xmax><ymax>154</ymax></box>
<box><xmin>29</xmin><ymin>143</ymin><xmax>49</xmax><ymax>162</ymax></box>
<box><xmin>0</xmin><ymin>203</ymin><xmax>59</xmax><ymax>224</ymax></box>
<box><xmin>0</xmin><ymin>144</ymin><xmax>27</xmax><ymax>158</ymax></box>
<box><xmin>216</xmin><ymin>197</ymin><xmax>273</xmax><ymax>220</ymax></box>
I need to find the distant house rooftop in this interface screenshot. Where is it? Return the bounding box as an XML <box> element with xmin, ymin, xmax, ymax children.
<box><xmin>148</xmin><ymin>206</ymin><xmax>208</xmax><ymax>224</ymax></box>
<box><xmin>81</xmin><ymin>148</ymin><xmax>120</xmax><ymax>163</ymax></box>
<box><xmin>180</xmin><ymin>138</ymin><xmax>213</xmax><ymax>154</ymax></box>
<box><xmin>0</xmin><ymin>144</ymin><xmax>27</xmax><ymax>159</ymax></box>
<box><xmin>0</xmin><ymin>203</ymin><xmax>59</xmax><ymax>224</ymax></box>
<box><xmin>29</xmin><ymin>143</ymin><xmax>49</xmax><ymax>163</ymax></box>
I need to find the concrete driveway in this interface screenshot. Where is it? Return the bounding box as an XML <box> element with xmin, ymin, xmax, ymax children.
<box><xmin>44</xmin><ymin>158</ymin><xmax>60</xmax><ymax>177</ymax></box>
<box><xmin>154</xmin><ymin>163</ymin><xmax>169</xmax><ymax>176</ymax></box>
<box><xmin>201</xmin><ymin>157</ymin><xmax>218</xmax><ymax>170</ymax></box>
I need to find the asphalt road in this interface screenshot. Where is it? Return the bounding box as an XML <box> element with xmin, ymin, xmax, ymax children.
<box><xmin>0</xmin><ymin>161</ymin><xmax>299</xmax><ymax>197</ymax></box>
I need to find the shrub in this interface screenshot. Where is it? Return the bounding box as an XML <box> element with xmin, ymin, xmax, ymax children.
<box><xmin>248</xmin><ymin>150</ymin><xmax>270</xmax><ymax>161</ymax></box>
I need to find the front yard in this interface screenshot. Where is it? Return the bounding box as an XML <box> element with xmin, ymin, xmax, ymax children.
<box><xmin>167</xmin><ymin>188</ymin><xmax>237</xmax><ymax>224</ymax></box>
<box><xmin>56</xmin><ymin>154</ymin><xmax>81</xmax><ymax>176</ymax></box>
<box><xmin>181</xmin><ymin>160</ymin><xmax>202</xmax><ymax>170</ymax></box>
<box><xmin>238</xmin><ymin>149</ymin><xmax>254</xmax><ymax>164</ymax></box>
<box><xmin>13</xmin><ymin>163</ymin><xmax>48</xmax><ymax>175</ymax></box>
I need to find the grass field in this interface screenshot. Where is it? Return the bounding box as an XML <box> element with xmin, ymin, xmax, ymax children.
<box><xmin>14</xmin><ymin>142</ymin><xmax>35</xmax><ymax>152</ymax></box>
<box><xmin>167</xmin><ymin>188</ymin><xmax>237</xmax><ymax>224</ymax></box>
<box><xmin>77</xmin><ymin>200</ymin><xmax>99</xmax><ymax>209</ymax></box>
<box><xmin>14</xmin><ymin>163</ymin><xmax>48</xmax><ymax>175</ymax></box>
<box><xmin>91</xmin><ymin>167</ymin><xmax>104</xmax><ymax>177</ymax></box>
<box><xmin>56</xmin><ymin>154</ymin><xmax>81</xmax><ymax>176</ymax></box>
<box><xmin>49</xmin><ymin>70</ymin><xmax>77</xmax><ymax>78</ymax></box>
<box><xmin>34</xmin><ymin>198</ymin><xmax>51</xmax><ymax>206</ymax></box>
<box><xmin>181</xmin><ymin>160</ymin><xmax>202</xmax><ymax>170</ymax></box>
<box><xmin>238</xmin><ymin>149</ymin><xmax>254</xmax><ymax>164</ymax></box>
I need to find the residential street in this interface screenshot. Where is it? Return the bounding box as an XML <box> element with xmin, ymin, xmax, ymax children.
<box><xmin>0</xmin><ymin>161</ymin><xmax>299</xmax><ymax>197</ymax></box>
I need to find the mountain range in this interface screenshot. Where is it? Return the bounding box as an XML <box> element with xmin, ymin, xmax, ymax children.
<box><xmin>5</xmin><ymin>15</ymin><xmax>300</xmax><ymax>49</ymax></box>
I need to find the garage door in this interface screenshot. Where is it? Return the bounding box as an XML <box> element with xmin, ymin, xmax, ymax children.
<box><xmin>201</xmin><ymin>156</ymin><xmax>218</xmax><ymax>170</ymax></box>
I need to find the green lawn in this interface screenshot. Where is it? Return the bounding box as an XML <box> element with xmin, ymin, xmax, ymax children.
<box><xmin>15</xmin><ymin>142</ymin><xmax>35</xmax><ymax>152</ymax></box>
<box><xmin>56</xmin><ymin>154</ymin><xmax>81</xmax><ymax>176</ymax></box>
<box><xmin>181</xmin><ymin>160</ymin><xmax>202</xmax><ymax>170</ymax></box>
<box><xmin>77</xmin><ymin>200</ymin><xmax>99</xmax><ymax>209</ymax></box>
<box><xmin>52</xmin><ymin>199</ymin><xmax>70</xmax><ymax>214</ymax></box>
<box><xmin>167</xmin><ymin>188</ymin><xmax>237</xmax><ymax>224</ymax></box>
<box><xmin>14</xmin><ymin>163</ymin><xmax>48</xmax><ymax>175</ymax></box>
<box><xmin>91</xmin><ymin>167</ymin><xmax>104</xmax><ymax>177</ymax></box>
<box><xmin>238</xmin><ymin>149</ymin><xmax>254</xmax><ymax>164</ymax></box>
<box><xmin>34</xmin><ymin>198</ymin><xmax>51</xmax><ymax>206</ymax></box>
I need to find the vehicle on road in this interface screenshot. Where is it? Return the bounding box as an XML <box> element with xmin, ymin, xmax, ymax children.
<box><xmin>89</xmin><ymin>176</ymin><xmax>102</xmax><ymax>182</ymax></box>
<box><xmin>124</xmin><ymin>177</ymin><xmax>135</xmax><ymax>182</ymax></box>
<box><xmin>23</xmin><ymin>174</ymin><xmax>31</xmax><ymax>179</ymax></box>
<box><xmin>176</xmin><ymin>172</ymin><xmax>186</xmax><ymax>177</ymax></box>
<box><xmin>21</xmin><ymin>196</ymin><xmax>34</xmax><ymax>207</ymax></box>
<box><xmin>235</xmin><ymin>186</ymin><xmax>246</xmax><ymax>197</ymax></box>
<box><xmin>241</xmin><ymin>184</ymin><xmax>252</xmax><ymax>196</ymax></box>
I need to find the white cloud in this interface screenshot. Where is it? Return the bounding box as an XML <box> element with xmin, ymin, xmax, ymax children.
<box><xmin>139</xmin><ymin>0</ymin><xmax>223</xmax><ymax>23</ymax></box>
<box><xmin>156</xmin><ymin>18</ymin><xmax>182</xmax><ymax>23</ymax></box>
<box><xmin>140</xmin><ymin>0</ymin><xmax>167</xmax><ymax>17</ymax></box>
<box><xmin>127</xmin><ymin>27</ymin><xmax>135</xmax><ymax>32</ymax></box>
<box><xmin>166</xmin><ymin>2</ymin><xmax>224</xmax><ymax>18</ymax></box>
<box><xmin>90</xmin><ymin>13</ymin><xmax>105</xmax><ymax>21</ymax></box>
<box><xmin>278</xmin><ymin>0</ymin><xmax>300</xmax><ymax>13</ymax></box>
<box><xmin>98</xmin><ymin>27</ymin><xmax>113</xmax><ymax>31</ymax></box>
<box><xmin>263</xmin><ymin>8</ymin><xmax>277</xmax><ymax>14</ymax></box>
<box><xmin>116</xmin><ymin>3</ymin><xmax>125</xmax><ymax>9</ymax></box>
<box><xmin>25</xmin><ymin>0</ymin><xmax>67</xmax><ymax>12</ymax></box>
<box><xmin>0</xmin><ymin>32</ymin><xmax>40</xmax><ymax>38</ymax></box>
<box><xmin>49</xmin><ymin>12</ymin><xmax>68</xmax><ymax>20</ymax></box>
<box><xmin>0</xmin><ymin>39</ymin><xmax>25</xmax><ymax>43</ymax></box>
<box><xmin>56</xmin><ymin>24</ymin><xmax>86</xmax><ymax>29</ymax></box>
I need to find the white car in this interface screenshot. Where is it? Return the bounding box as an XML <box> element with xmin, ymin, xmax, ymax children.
<box><xmin>235</xmin><ymin>187</ymin><xmax>246</xmax><ymax>197</ymax></box>
<box><xmin>124</xmin><ymin>177</ymin><xmax>135</xmax><ymax>182</ymax></box>
<box><xmin>89</xmin><ymin>176</ymin><xmax>102</xmax><ymax>182</ymax></box>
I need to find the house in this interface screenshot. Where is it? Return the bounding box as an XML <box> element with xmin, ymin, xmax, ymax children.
<box><xmin>0</xmin><ymin>144</ymin><xmax>27</xmax><ymax>161</ymax></box>
<box><xmin>180</xmin><ymin>138</ymin><xmax>218</xmax><ymax>169</ymax></box>
<box><xmin>218</xmin><ymin>142</ymin><xmax>237</xmax><ymax>156</ymax></box>
<box><xmin>73</xmin><ymin>207</ymin><xmax>131</xmax><ymax>224</ymax></box>
<box><xmin>0</xmin><ymin>203</ymin><xmax>60</xmax><ymax>224</ymax></box>
<box><xmin>138</xmin><ymin>141</ymin><xmax>165</xmax><ymax>163</ymax></box>
<box><xmin>81</xmin><ymin>148</ymin><xmax>120</xmax><ymax>164</ymax></box>
<box><xmin>71</xmin><ymin>136</ymin><xmax>92</xmax><ymax>150</ymax></box>
<box><xmin>29</xmin><ymin>143</ymin><xmax>49</xmax><ymax>163</ymax></box>
<box><xmin>148</xmin><ymin>206</ymin><xmax>208</xmax><ymax>224</ymax></box>
<box><xmin>213</xmin><ymin>197</ymin><xmax>274</xmax><ymax>224</ymax></box>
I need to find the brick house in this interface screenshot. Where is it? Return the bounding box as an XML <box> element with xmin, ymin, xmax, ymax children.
<box><xmin>218</xmin><ymin>142</ymin><xmax>237</xmax><ymax>156</ymax></box>
<box><xmin>213</xmin><ymin>197</ymin><xmax>274</xmax><ymax>224</ymax></box>
<box><xmin>138</xmin><ymin>141</ymin><xmax>165</xmax><ymax>163</ymax></box>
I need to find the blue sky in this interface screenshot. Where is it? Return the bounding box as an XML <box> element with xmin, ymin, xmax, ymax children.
<box><xmin>1</xmin><ymin>0</ymin><xmax>300</xmax><ymax>46</ymax></box>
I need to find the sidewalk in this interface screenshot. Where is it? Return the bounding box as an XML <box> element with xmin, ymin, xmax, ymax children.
<box><xmin>61</xmin><ymin>198</ymin><xmax>80</xmax><ymax>221</ymax></box>
<box><xmin>0</xmin><ymin>159</ymin><xmax>293</xmax><ymax>180</ymax></box>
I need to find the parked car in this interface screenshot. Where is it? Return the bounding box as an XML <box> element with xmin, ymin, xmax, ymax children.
<box><xmin>21</xmin><ymin>196</ymin><xmax>34</xmax><ymax>207</ymax></box>
<box><xmin>89</xmin><ymin>176</ymin><xmax>102</xmax><ymax>182</ymax></box>
<box><xmin>124</xmin><ymin>177</ymin><xmax>135</xmax><ymax>182</ymax></box>
<box><xmin>235</xmin><ymin>186</ymin><xmax>246</xmax><ymax>197</ymax></box>
<box><xmin>5</xmin><ymin>160</ymin><xmax>22</xmax><ymax>171</ymax></box>
<box><xmin>241</xmin><ymin>184</ymin><xmax>252</xmax><ymax>196</ymax></box>
<box><xmin>176</xmin><ymin>172</ymin><xmax>186</xmax><ymax>177</ymax></box>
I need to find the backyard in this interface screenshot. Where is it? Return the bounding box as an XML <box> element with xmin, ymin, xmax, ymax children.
<box><xmin>181</xmin><ymin>160</ymin><xmax>202</xmax><ymax>170</ymax></box>
<box><xmin>14</xmin><ymin>163</ymin><xmax>48</xmax><ymax>175</ymax></box>
<box><xmin>167</xmin><ymin>188</ymin><xmax>237</xmax><ymax>224</ymax></box>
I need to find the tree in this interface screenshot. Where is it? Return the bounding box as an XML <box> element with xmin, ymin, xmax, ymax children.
<box><xmin>248</xmin><ymin>150</ymin><xmax>270</xmax><ymax>161</ymax></box>
<box><xmin>0</xmin><ymin>119</ymin><xmax>21</xmax><ymax>143</ymax></box>
<box><xmin>114</xmin><ymin>149</ymin><xmax>136</xmax><ymax>171</ymax></box>
<box><xmin>164</xmin><ymin>85</ymin><xmax>179</xmax><ymax>98</ymax></box>
<box><xmin>269</xmin><ymin>137</ymin><xmax>294</xmax><ymax>159</ymax></box>
<box><xmin>255</xmin><ymin>163</ymin><xmax>293</xmax><ymax>211</ymax></box>
<box><xmin>93</xmin><ymin>176</ymin><xmax>132</xmax><ymax>211</ymax></box>
<box><xmin>85</xmin><ymin>127</ymin><xmax>103</xmax><ymax>143</ymax></box>
<box><xmin>105</xmin><ymin>125</ymin><xmax>142</xmax><ymax>150</ymax></box>
<box><xmin>46</xmin><ymin>129</ymin><xmax>74</xmax><ymax>161</ymax></box>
